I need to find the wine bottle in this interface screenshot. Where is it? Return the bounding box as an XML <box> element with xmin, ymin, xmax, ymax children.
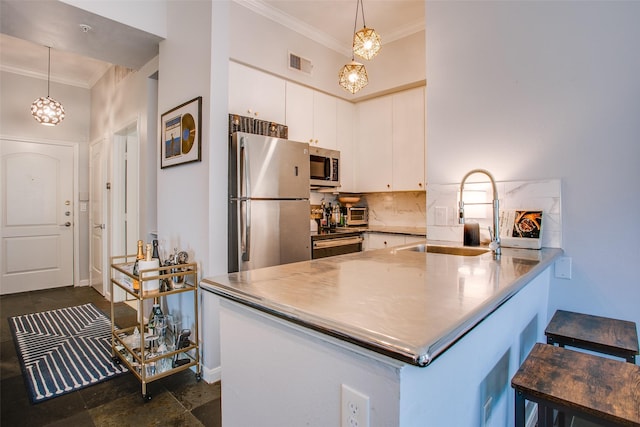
<box><xmin>133</xmin><ymin>240</ymin><xmax>144</xmax><ymax>292</ymax></box>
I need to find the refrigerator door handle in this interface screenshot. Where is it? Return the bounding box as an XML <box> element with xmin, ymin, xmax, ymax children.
<box><xmin>240</xmin><ymin>136</ymin><xmax>251</xmax><ymax>198</ymax></box>
<box><xmin>241</xmin><ymin>199</ymin><xmax>251</xmax><ymax>261</ymax></box>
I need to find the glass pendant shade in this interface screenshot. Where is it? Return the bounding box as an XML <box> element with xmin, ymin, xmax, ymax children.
<box><xmin>31</xmin><ymin>96</ymin><xmax>65</xmax><ymax>126</ymax></box>
<box><xmin>353</xmin><ymin>26</ymin><xmax>381</xmax><ymax>60</ymax></box>
<box><xmin>338</xmin><ymin>61</ymin><xmax>368</xmax><ymax>94</ymax></box>
<box><xmin>31</xmin><ymin>47</ymin><xmax>65</xmax><ymax>126</ymax></box>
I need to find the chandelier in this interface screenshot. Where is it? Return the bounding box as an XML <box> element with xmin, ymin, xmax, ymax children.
<box><xmin>31</xmin><ymin>47</ymin><xmax>65</xmax><ymax>126</ymax></box>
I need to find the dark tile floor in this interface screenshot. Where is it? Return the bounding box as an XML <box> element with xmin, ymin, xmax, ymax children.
<box><xmin>0</xmin><ymin>286</ymin><xmax>221</xmax><ymax>427</ymax></box>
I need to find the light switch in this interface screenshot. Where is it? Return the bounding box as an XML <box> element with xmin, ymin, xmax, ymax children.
<box><xmin>554</xmin><ymin>257</ymin><xmax>572</xmax><ymax>279</ymax></box>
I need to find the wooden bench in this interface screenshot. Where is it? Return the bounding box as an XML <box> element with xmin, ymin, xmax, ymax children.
<box><xmin>545</xmin><ymin>310</ymin><xmax>639</xmax><ymax>364</ymax></box>
<box><xmin>511</xmin><ymin>343</ymin><xmax>640</xmax><ymax>427</ymax></box>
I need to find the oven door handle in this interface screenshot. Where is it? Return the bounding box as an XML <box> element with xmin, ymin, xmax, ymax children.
<box><xmin>313</xmin><ymin>236</ymin><xmax>363</xmax><ymax>249</ymax></box>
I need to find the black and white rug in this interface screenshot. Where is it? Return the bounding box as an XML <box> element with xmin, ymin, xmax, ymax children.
<box><xmin>9</xmin><ymin>303</ymin><xmax>128</xmax><ymax>403</ymax></box>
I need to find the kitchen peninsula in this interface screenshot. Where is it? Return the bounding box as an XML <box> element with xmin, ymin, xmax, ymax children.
<box><xmin>201</xmin><ymin>243</ymin><xmax>563</xmax><ymax>426</ymax></box>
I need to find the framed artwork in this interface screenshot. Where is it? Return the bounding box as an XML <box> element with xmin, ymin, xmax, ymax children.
<box><xmin>160</xmin><ymin>96</ymin><xmax>202</xmax><ymax>168</ymax></box>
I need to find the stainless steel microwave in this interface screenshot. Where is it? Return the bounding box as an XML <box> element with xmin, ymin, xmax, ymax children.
<box><xmin>309</xmin><ymin>147</ymin><xmax>340</xmax><ymax>188</ymax></box>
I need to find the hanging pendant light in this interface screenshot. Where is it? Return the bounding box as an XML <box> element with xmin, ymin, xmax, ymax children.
<box><xmin>31</xmin><ymin>47</ymin><xmax>65</xmax><ymax>126</ymax></box>
<box><xmin>338</xmin><ymin>0</ymin><xmax>377</xmax><ymax>94</ymax></box>
<box><xmin>338</xmin><ymin>60</ymin><xmax>368</xmax><ymax>94</ymax></box>
<box><xmin>352</xmin><ymin>0</ymin><xmax>381</xmax><ymax>60</ymax></box>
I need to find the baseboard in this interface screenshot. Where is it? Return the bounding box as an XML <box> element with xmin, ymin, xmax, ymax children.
<box><xmin>201</xmin><ymin>364</ymin><xmax>222</xmax><ymax>384</ymax></box>
<box><xmin>77</xmin><ymin>279</ymin><xmax>89</xmax><ymax>287</ymax></box>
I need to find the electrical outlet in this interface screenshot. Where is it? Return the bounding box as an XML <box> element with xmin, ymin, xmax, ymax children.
<box><xmin>554</xmin><ymin>257</ymin><xmax>572</xmax><ymax>279</ymax></box>
<box><xmin>341</xmin><ymin>384</ymin><xmax>370</xmax><ymax>427</ymax></box>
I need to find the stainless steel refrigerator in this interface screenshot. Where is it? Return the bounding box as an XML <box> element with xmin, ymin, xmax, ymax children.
<box><xmin>229</xmin><ymin>132</ymin><xmax>311</xmax><ymax>272</ymax></box>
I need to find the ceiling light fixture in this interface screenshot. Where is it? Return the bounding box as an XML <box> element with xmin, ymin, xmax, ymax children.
<box><xmin>338</xmin><ymin>60</ymin><xmax>368</xmax><ymax>94</ymax></box>
<box><xmin>30</xmin><ymin>47</ymin><xmax>65</xmax><ymax>126</ymax></box>
<box><xmin>339</xmin><ymin>0</ymin><xmax>377</xmax><ymax>94</ymax></box>
<box><xmin>352</xmin><ymin>0</ymin><xmax>381</xmax><ymax>61</ymax></box>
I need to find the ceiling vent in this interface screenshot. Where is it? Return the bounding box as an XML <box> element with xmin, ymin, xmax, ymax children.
<box><xmin>289</xmin><ymin>52</ymin><xmax>313</xmax><ymax>75</ymax></box>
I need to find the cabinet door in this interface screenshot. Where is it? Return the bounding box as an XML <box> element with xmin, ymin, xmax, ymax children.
<box><xmin>392</xmin><ymin>87</ymin><xmax>425</xmax><ymax>191</ymax></box>
<box><xmin>365</xmin><ymin>233</ymin><xmax>406</xmax><ymax>250</ymax></box>
<box><xmin>336</xmin><ymin>99</ymin><xmax>355</xmax><ymax>192</ymax></box>
<box><xmin>313</xmin><ymin>91</ymin><xmax>337</xmax><ymax>149</ymax></box>
<box><xmin>229</xmin><ymin>62</ymin><xmax>286</xmax><ymax>124</ymax></box>
<box><xmin>355</xmin><ymin>96</ymin><xmax>393</xmax><ymax>192</ymax></box>
<box><xmin>285</xmin><ymin>81</ymin><xmax>314</xmax><ymax>143</ymax></box>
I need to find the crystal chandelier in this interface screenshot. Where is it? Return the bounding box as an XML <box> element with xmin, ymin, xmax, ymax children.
<box><xmin>31</xmin><ymin>47</ymin><xmax>65</xmax><ymax>126</ymax></box>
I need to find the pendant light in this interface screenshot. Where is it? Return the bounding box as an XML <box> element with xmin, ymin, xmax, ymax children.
<box><xmin>339</xmin><ymin>0</ymin><xmax>374</xmax><ymax>94</ymax></box>
<box><xmin>352</xmin><ymin>0</ymin><xmax>381</xmax><ymax>61</ymax></box>
<box><xmin>31</xmin><ymin>47</ymin><xmax>65</xmax><ymax>126</ymax></box>
<box><xmin>338</xmin><ymin>60</ymin><xmax>368</xmax><ymax>94</ymax></box>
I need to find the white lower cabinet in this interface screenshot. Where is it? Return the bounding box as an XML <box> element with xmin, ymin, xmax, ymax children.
<box><xmin>364</xmin><ymin>232</ymin><xmax>424</xmax><ymax>251</ymax></box>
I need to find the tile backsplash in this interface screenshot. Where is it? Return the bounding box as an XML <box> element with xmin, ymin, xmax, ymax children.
<box><xmin>360</xmin><ymin>191</ymin><xmax>427</xmax><ymax>228</ymax></box>
<box><xmin>427</xmin><ymin>179</ymin><xmax>562</xmax><ymax>248</ymax></box>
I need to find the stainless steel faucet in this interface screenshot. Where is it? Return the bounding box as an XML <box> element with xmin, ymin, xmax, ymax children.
<box><xmin>459</xmin><ymin>169</ymin><xmax>501</xmax><ymax>258</ymax></box>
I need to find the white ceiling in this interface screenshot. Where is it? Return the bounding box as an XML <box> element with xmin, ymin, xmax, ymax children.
<box><xmin>0</xmin><ymin>0</ymin><xmax>424</xmax><ymax>88</ymax></box>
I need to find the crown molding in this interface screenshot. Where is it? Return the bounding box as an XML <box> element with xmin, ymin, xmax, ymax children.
<box><xmin>235</xmin><ymin>0</ymin><xmax>425</xmax><ymax>58</ymax></box>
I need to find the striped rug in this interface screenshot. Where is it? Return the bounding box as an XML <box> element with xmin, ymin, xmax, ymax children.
<box><xmin>8</xmin><ymin>303</ymin><xmax>128</xmax><ymax>403</ymax></box>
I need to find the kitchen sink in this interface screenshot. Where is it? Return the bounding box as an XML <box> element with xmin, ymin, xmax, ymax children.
<box><xmin>400</xmin><ymin>244</ymin><xmax>489</xmax><ymax>256</ymax></box>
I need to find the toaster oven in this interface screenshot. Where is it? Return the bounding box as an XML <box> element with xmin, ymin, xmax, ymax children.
<box><xmin>345</xmin><ymin>207</ymin><xmax>368</xmax><ymax>226</ymax></box>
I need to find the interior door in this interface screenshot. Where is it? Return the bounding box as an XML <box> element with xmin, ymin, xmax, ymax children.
<box><xmin>0</xmin><ymin>139</ymin><xmax>74</xmax><ymax>294</ymax></box>
<box><xmin>89</xmin><ymin>139</ymin><xmax>108</xmax><ymax>296</ymax></box>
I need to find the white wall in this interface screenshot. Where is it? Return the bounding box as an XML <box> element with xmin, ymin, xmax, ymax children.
<box><xmin>425</xmin><ymin>1</ymin><xmax>640</xmax><ymax>333</ymax></box>
<box><xmin>157</xmin><ymin>0</ymin><xmax>229</xmax><ymax>381</ymax></box>
<box><xmin>90</xmin><ymin>59</ymin><xmax>160</xmax><ymax>247</ymax></box>
<box><xmin>229</xmin><ymin>2</ymin><xmax>425</xmax><ymax>100</ymax></box>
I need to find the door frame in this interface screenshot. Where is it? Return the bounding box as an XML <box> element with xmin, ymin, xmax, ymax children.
<box><xmin>89</xmin><ymin>137</ymin><xmax>109</xmax><ymax>297</ymax></box>
<box><xmin>0</xmin><ymin>136</ymin><xmax>80</xmax><ymax>288</ymax></box>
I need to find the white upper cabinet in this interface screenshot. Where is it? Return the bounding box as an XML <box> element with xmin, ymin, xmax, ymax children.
<box><xmin>336</xmin><ymin>99</ymin><xmax>356</xmax><ymax>192</ymax></box>
<box><xmin>285</xmin><ymin>82</ymin><xmax>337</xmax><ymax>149</ymax></box>
<box><xmin>229</xmin><ymin>62</ymin><xmax>286</xmax><ymax>124</ymax></box>
<box><xmin>392</xmin><ymin>87</ymin><xmax>425</xmax><ymax>191</ymax></box>
<box><xmin>355</xmin><ymin>87</ymin><xmax>426</xmax><ymax>192</ymax></box>
<box><xmin>355</xmin><ymin>95</ymin><xmax>393</xmax><ymax>192</ymax></box>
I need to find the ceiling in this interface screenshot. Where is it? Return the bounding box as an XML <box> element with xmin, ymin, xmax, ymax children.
<box><xmin>0</xmin><ymin>0</ymin><xmax>424</xmax><ymax>88</ymax></box>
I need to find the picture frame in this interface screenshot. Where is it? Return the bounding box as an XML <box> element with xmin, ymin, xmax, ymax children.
<box><xmin>160</xmin><ymin>96</ymin><xmax>202</xmax><ymax>168</ymax></box>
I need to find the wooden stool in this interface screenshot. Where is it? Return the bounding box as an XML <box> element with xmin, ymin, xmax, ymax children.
<box><xmin>545</xmin><ymin>310</ymin><xmax>639</xmax><ymax>364</ymax></box>
<box><xmin>511</xmin><ymin>343</ymin><xmax>640</xmax><ymax>427</ymax></box>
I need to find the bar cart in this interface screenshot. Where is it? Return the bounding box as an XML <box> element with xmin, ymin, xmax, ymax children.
<box><xmin>110</xmin><ymin>254</ymin><xmax>200</xmax><ymax>401</ymax></box>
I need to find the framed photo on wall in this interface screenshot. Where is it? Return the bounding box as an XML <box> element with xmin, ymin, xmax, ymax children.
<box><xmin>160</xmin><ymin>96</ymin><xmax>202</xmax><ymax>168</ymax></box>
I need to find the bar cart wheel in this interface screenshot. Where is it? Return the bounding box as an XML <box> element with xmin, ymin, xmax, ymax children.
<box><xmin>112</xmin><ymin>357</ymin><xmax>121</xmax><ymax>365</ymax></box>
<box><xmin>143</xmin><ymin>393</ymin><xmax>152</xmax><ymax>402</ymax></box>
<box><xmin>195</xmin><ymin>373</ymin><xmax>202</xmax><ymax>382</ymax></box>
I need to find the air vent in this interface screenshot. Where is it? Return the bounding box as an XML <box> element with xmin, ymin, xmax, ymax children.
<box><xmin>289</xmin><ymin>52</ymin><xmax>313</xmax><ymax>75</ymax></box>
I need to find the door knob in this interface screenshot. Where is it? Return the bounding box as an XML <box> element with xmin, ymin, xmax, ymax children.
<box><xmin>60</xmin><ymin>222</ymin><xmax>71</xmax><ymax>227</ymax></box>
<box><xmin>93</xmin><ymin>224</ymin><xmax>105</xmax><ymax>229</ymax></box>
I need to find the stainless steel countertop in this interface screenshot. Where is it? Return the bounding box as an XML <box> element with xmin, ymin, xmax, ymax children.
<box><xmin>201</xmin><ymin>241</ymin><xmax>563</xmax><ymax>366</ymax></box>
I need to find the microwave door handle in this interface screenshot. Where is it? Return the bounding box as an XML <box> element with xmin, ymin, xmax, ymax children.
<box><xmin>241</xmin><ymin>199</ymin><xmax>251</xmax><ymax>261</ymax></box>
<box><xmin>324</xmin><ymin>157</ymin><xmax>331</xmax><ymax>180</ymax></box>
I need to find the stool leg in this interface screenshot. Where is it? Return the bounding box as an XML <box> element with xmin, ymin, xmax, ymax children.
<box><xmin>537</xmin><ymin>404</ymin><xmax>553</xmax><ymax>427</ymax></box>
<box><xmin>515</xmin><ymin>391</ymin><xmax>525</xmax><ymax>427</ymax></box>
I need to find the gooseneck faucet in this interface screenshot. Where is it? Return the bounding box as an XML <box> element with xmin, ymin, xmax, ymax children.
<box><xmin>459</xmin><ymin>169</ymin><xmax>501</xmax><ymax>258</ymax></box>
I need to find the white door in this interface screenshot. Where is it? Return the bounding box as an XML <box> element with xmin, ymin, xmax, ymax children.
<box><xmin>89</xmin><ymin>139</ymin><xmax>108</xmax><ymax>296</ymax></box>
<box><xmin>0</xmin><ymin>139</ymin><xmax>74</xmax><ymax>294</ymax></box>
